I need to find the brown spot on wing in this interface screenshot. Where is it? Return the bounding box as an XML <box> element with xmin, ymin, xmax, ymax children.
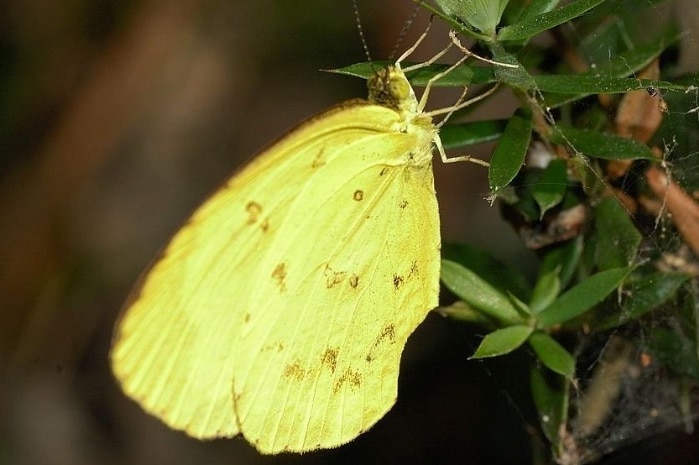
<box><xmin>324</xmin><ymin>265</ymin><xmax>346</xmax><ymax>289</ymax></box>
<box><xmin>376</xmin><ymin>324</ymin><xmax>396</xmax><ymax>346</ymax></box>
<box><xmin>408</xmin><ymin>260</ymin><xmax>418</xmax><ymax>278</ymax></box>
<box><xmin>379</xmin><ymin>167</ymin><xmax>390</xmax><ymax>176</ymax></box>
<box><xmin>283</xmin><ymin>360</ymin><xmax>307</xmax><ymax>381</ymax></box>
<box><xmin>393</xmin><ymin>274</ymin><xmax>404</xmax><ymax>290</ymax></box>
<box><xmin>333</xmin><ymin>368</ymin><xmax>362</xmax><ymax>394</ymax></box>
<box><xmin>245</xmin><ymin>201</ymin><xmax>262</xmax><ymax>223</ymax></box>
<box><xmin>353</xmin><ymin>190</ymin><xmax>364</xmax><ymax>201</ymax></box>
<box><xmin>349</xmin><ymin>274</ymin><xmax>359</xmax><ymax>289</ymax></box>
<box><xmin>245</xmin><ymin>201</ymin><xmax>269</xmax><ymax>232</ymax></box>
<box><xmin>263</xmin><ymin>342</ymin><xmax>285</xmax><ymax>352</ymax></box>
<box><xmin>399</xmin><ymin>200</ymin><xmax>408</xmax><ymax>209</ymax></box>
<box><xmin>366</xmin><ymin>324</ymin><xmax>397</xmax><ymax>362</ymax></box>
<box><xmin>321</xmin><ymin>348</ymin><xmax>339</xmax><ymax>373</ymax></box>
<box><xmin>272</xmin><ymin>263</ymin><xmax>287</xmax><ymax>292</ymax></box>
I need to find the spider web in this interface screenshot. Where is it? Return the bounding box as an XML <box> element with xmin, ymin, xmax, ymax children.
<box><xmin>562</xmin><ymin>326</ymin><xmax>699</xmax><ymax>464</ymax></box>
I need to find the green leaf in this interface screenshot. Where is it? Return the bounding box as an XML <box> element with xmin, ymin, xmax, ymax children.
<box><xmin>405</xmin><ymin>64</ymin><xmax>496</xmax><ymax>87</ymax></box>
<box><xmin>503</xmin><ymin>0</ymin><xmax>559</xmax><ymax>25</ymax></box>
<box><xmin>441</xmin><ymin>242</ymin><xmax>531</xmax><ymax>301</ymax></box>
<box><xmin>500</xmin><ymin>164</ymin><xmax>581</xmax><ymax>223</ymax></box>
<box><xmin>535</xmin><ymin>75</ymin><xmax>683</xmax><ymax>94</ymax></box>
<box><xmin>550</xmin><ymin>126</ymin><xmax>656</xmax><ymax>161</ymax></box>
<box><xmin>436</xmin><ymin>0</ymin><xmax>509</xmax><ymax>36</ymax></box>
<box><xmin>593</xmin><ymin>272</ymin><xmax>691</xmax><ymax>330</ymax></box>
<box><xmin>532</xmin><ymin>159</ymin><xmax>568</xmax><ymax>218</ymax></box>
<box><xmin>508</xmin><ymin>291</ymin><xmax>533</xmax><ymax>317</ymax></box>
<box><xmin>489</xmin><ymin>44</ymin><xmax>536</xmax><ymax>90</ymax></box>
<box><xmin>489</xmin><ymin>109</ymin><xmax>532</xmax><ymax>193</ymax></box>
<box><xmin>581</xmin><ymin>33</ymin><xmax>679</xmax><ymax>79</ymax></box>
<box><xmin>416</xmin><ymin>1</ymin><xmax>490</xmax><ymax>41</ymax></box>
<box><xmin>543</xmin><ymin>34</ymin><xmax>681</xmax><ymax>108</ymax></box>
<box><xmin>498</xmin><ymin>0</ymin><xmax>607</xmax><ymax>41</ymax></box>
<box><xmin>537</xmin><ymin>267</ymin><xmax>632</xmax><ymax>328</ymax></box>
<box><xmin>329</xmin><ymin>62</ymin><xmax>496</xmax><ymax>87</ymax></box>
<box><xmin>539</xmin><ymin>237</ymin><xmax>583</xmax><ymax>291</ymax></box>
<box><xmin>529</xmin><ymin>332</ymin><xmax>575</xmax><ymax>378</ymax></box>
<box><xmin>440</xmin><ymin>119</ymin><xmax>507</xmax><ymax>150</ymax></box>
<box><xmin>441</xmin><ymin>259</ymin><xmax>523</xmax><ymax>323</ymax></box>
<box><xmin>471</xmin><ymin>325</ymin><xmax>534</xmax><ymax>358</ymax></box>
<box><xmin>530</xmin><ymin>367</ymin><xmax>569</xmax><ymax>450</ymax></box>
<box><xmin>593</xmin><ymin>198</ymin><xmax>642</xmax><ymax>270</ymax></box>
<box><xmin>530</xmin><ymin>266</ymin><xmax>561</xmax><ymax>315</ymax></box>
<box><xmin>438</xmin><ymin>300</ymin><xmax>498</xmax><ymax>326</ymax></box>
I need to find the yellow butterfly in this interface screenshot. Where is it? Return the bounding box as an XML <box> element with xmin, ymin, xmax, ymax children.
<box><xmin>111</xmin><ymin>33</ymin><xmax>486</xmax><ymax>454</ymax></box>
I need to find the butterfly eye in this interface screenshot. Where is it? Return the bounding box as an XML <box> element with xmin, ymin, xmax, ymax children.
<box><xmin>367</xmin><ymin>67</ymin><xmax>415</xmax><ymax>112</ymax></box>
<box><xmin>388</xmin><ymin>76</ymin><xmax>410</xmax><ymax>100</ymax></box>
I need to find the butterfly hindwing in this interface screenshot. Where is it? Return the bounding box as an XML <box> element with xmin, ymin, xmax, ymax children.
<box><xmin>232</xmin><ymin>104</ymin><xmax>440</xmax><ymax>452</ymax></box>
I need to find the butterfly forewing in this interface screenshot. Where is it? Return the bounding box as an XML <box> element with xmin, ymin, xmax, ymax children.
<box><xmin>111</xmin><ymin>102</ymin><xmax>393</xmax><ymax>438</ymax></box>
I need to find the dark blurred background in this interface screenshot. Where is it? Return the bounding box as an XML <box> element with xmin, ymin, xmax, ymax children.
<box><xmin>1</xmin><ymin>1</ymin><xmax>698</xmax><ymax>464</ymax></box>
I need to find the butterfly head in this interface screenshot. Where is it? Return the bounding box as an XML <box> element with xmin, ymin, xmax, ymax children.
<box><xmin>367</xmin><ymin>65</ymin><xmax>418</xmax><ymax>114</ymax></box>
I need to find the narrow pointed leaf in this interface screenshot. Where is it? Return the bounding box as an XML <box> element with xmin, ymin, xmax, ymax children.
<box><xmin>498</xmin><ymin>0</ymin><xmax>607</xmax><ymax>41</ymax></box>
<box><xmin>529</xmin><ymin>332</ymin><xmax>575</xmax><ymax>378</ymax></box>
<box><xmin>532</xmin><ymin>159</ymin><xmax>568</xmax><ymax>218</ymax></box>
<box><xmin>550</xmin><ymin>126</ymin><xmax>655</xmax><ymax>161</ymax></box>
<box><xmin>442</xmin><ymin>242</ymin><xmax>530</xmax><ymax>301</ymax></box>
<box><xmin>441</xmin><ymin>259</ymin><xmax>522</xmax><ymax>323</ymax></box>
<box><xmin>594</xmin><ymin>272</ymin><xmax>691</xmax><ymax>330</ymax></box>
<box><xmin>593</xmin><ymin>198</ymin><xmax>642</xmax><ymax>270</ymax></box>
<box><xmin>329</xmin><ymin>62</ymin><xmax>496</xmax><ymax>87</ymax></box>
<box><xmin>440</xmin><ymin>119</ymin><xmax>507</xmax><ymax>150</ymax></box>
<box><xmin>489</xmin><ymin>109</ymin><xmax>532</xmax><ymax>193</ymax></box>
<box><xmin>537</xmin><ymin>267</ymin><xmax>632</xmax><ymax>328</ymax></box>
<box><xmin>530</xmin><ymin>267</ymin><xmax>561</xmax><ymax>315</ymax></box>
<box><xmin>531</xmin><ymin>367</ymin><xmax>569</xmax><ymax>448</ymax></box>
<box><xmin>471</xmin><ymin>325</ymin><xmax>534</xmax><ymax>359</ymax></box>
<box><xmin>535</xmin><ymin>75</ymin><xmax>683</xmax><ymax>94</ymax></box>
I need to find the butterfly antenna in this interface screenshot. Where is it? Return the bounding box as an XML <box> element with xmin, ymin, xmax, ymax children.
<box><xmin>353</xmin><ymin>0</ymin><xmax>372</xmax><ymax>63</ymax></box>
<box><xmin>395</xmin><ymin>14</ymin><xmax>433</xmax><ymax>65</ymax></box>
<box><xmin>389</xmin><ymin>2</ymin><xmax>421</xmax><ymax>62</ymax></box>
